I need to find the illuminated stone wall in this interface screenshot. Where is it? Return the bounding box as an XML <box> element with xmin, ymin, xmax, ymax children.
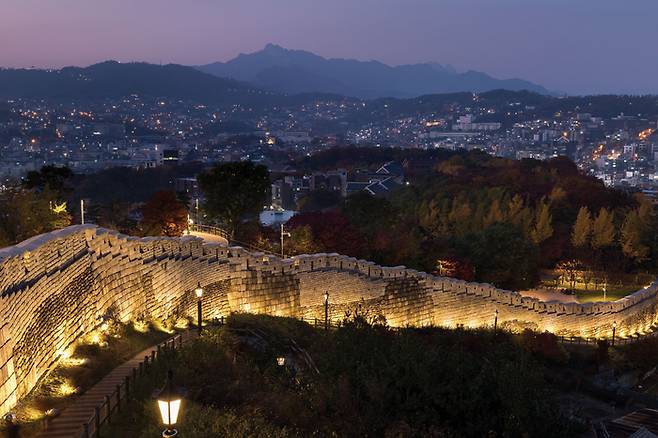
<box><xmin>1</xmin><ymin>225</ymin><xmax>657</xmax><ymax>415</ymax></box>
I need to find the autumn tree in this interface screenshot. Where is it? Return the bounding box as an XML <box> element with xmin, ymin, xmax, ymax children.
<box><xmin>140</xmin><ymin>190</ymin><xmax>188</xmax><ymax>237</ymax></box>
<box><xmin>531</xmin><ymin>201</ymin><xmax>553</xmax><ymax>244</ymax></box>
<box><xmin>507</xmin><ymin>195</ymin><xmax>533</xmax><ymax>238</ymax></box>
<box><xmin>197</xmin><ymin>162</ymin><xmax>270</xmax><ymax>236</ymax></box>
<box><xmin>484</xmin><ymin>199</ymin><xmax>505</xmax><ymax>226</ymax></box>
<box><xmin>591</xmin><ymin>208</ymin><xmax>615</xmax><ymax>250</ymax></box>
<box><xmin>620</xmin><ymin>203</ymin><xmax>655</xmax><ymax>263</ymax></box>
<box><xmin>571</xmin><ymin>207</ymin><xmax>591</xmax><ymax>248</ymax></box>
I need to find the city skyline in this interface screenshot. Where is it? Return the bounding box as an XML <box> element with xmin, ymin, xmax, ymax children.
<box><xmin>2</xmin><ymin>0</ymin><xmax>658</xmax><ymax>95</ymax></box>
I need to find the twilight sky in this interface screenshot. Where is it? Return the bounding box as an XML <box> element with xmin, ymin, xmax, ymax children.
<box><xmin>1</xmin><ymin>0</ymin><xmax>657</xmax><ymax>95</ymax></box>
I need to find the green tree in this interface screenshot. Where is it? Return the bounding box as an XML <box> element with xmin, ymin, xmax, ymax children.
<box><xmin>298</xmin><ymin>189</ymin><xmax>341</xmax><ymax>212</ymax></box>
<box><xmin>531</xmin><ymin>201</ymin><xmax>553</xmax><ymax>244</ymax></box>
<box><xmin>286</xmin><ymin>225</ymin><xmax>321</xmax><ymax>255</ymax></box>
<box><xmin>591</xmin><ymin>208</ymin><xmax>615</xmax><ymax>250</ymax></box>
<box><xmin>23</xmin><ymin>165</ymin><xmax>74</xmax><ymax>197</ymax></box>
<box><xmin>461</xmin><ymin>223</ymin><xmax>539</xmax><ymax>290</ymax></box>
<box><xmin>571</xmin><ymin>207</ymin><xmax>591</xmax><ymax>248</ymax></box>
<box><xmin>343</xmin><ymin>192</ymin><xmax>396</xmax><ymax>234</ymax></box>
<box><xmin>0</xmin><ymin>188</ymin><xmax>71</xmax><ymax>245</ymax></box>
<box><xmin>197</xmin><ymin>162</ymin><xmax>270</xmax><ymax>236</ymax></box>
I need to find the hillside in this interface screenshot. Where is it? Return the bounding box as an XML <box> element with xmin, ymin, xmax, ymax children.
<box><xmin>0</xmin><ymin>61</ymin><xmax>276</xmax><ymax>105</ymax></box>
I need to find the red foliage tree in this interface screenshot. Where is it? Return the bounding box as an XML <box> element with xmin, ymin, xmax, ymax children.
<box><xmin>287</xmin><ymin>211</ymin><xmax>368</xmax><ymax>258</ymax></box>
<box><xmin>140</xmin><ymin>190</ymin><xmax>188</xmax><ymax>237</ymax></box>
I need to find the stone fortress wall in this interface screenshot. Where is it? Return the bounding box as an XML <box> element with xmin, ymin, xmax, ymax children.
<box><xmin>1</xmin><ymin>225</ymin><xmax>657</xmax><ymax>415</ymax></box>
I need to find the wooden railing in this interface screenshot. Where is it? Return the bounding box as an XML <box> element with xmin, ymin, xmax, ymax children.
<box><xmin>188</xmin><ymin>223</ymin><xmax>231</xmax><ymax>240</ymax></box>
<box><xmin>77</xmin><ymin>333</ymin><xmax>185</xmax><ymax>438</ymax></box>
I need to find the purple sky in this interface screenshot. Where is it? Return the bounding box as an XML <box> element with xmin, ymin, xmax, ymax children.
<box><xmin>2</xmin><ymin>0</ymin><xmax>657</xmax><ymax>94</ymax></box>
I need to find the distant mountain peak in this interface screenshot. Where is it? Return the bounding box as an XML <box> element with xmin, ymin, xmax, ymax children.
<box><xmin>264</xmin><ymin>43</ymin><xmax>286</xmax><ymax>52</ymax></box>
<box><xmin>197</xmin><ymin>45</ymin><xmax>551</xmax><ymax>98</ymax></box>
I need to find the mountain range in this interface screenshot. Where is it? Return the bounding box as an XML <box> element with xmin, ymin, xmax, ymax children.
<box><xmin>197</xmin><ymin>44</ymin><xmax>551</xmax><ymax>98</ymax></box>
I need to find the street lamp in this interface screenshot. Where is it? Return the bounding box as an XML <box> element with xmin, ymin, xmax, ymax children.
<box><xmin>195</xmin><ymin>282</ymin><xmax>203</xmax><ymax>336</ymax></box>
<box><xmin>157</xmin><ymin>370</ymin><xmax>183</xmax><ymax>438</ymax></box>
<box><xmin>276</xmin><ymin>356</ymin><xmax>286</xmax><ymax>366</ymax></box>
<box><xmin>493</xmin><ymin>309</ymin><xmax>498</xmax><ymax>333</ymax></box>
<box><xmin>323</xmin><ymin>291</ymin><xmax>329</xmax><ymax>331</ymax></box>
<box><xmin>612</xmin><ymin>321</ymin><xmax>617</xmax><ymax>346</ymax></box>
<box><xmin>280</xmin><ymin>223</ymin><xmax>291</xmax><ymax>258</ymax></box>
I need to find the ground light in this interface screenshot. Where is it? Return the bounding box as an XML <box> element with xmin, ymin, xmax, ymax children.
<box><xmin>612</xmin><ymin>321</ymin><xmax>617</xmax><ymax>346</ymax></box>
<box><xmin>195</xmin><ymin>282</ymin><xmax>204</xmax><ymax>336</ymax></box>
<box><xmin>157</xmin><ymin>370</ymin><xmax>183</xmax><ymax>438</ymax></box>
<box><xmin>324</xmin><ymin>291</ymin><xmax>329</xmax><ymax>331</ymax></box>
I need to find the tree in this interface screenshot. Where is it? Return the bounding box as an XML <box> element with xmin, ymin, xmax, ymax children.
<box><xmin>507</xmin><ymin>195</ymin><xmax>533</xmax><ymax>238</ymax></box>
<box><xmin>591</xmin><ymin>208</ymin><xmax>615</xmax><ymax>250</ymax></box>
<box><xmin>555</xmin><ymin>259</ymin><xmax>582</xmax><ymax>289</ymax></box>
<box><xmin>286</xmin><ymin>225</ymin><xmax>321</xmax><ymax>255</ymax></box>
<box><xmin>621</xmin><ymin>209</ymin><xmax>650</xmax><ymax>262</ymax></box>
<box><xmin>531</xmin><ymin>201</ymin><xmax>553</xmax><ymax>244</ymax></box>
<box><xmin>197</xmin><ymin>162</ymin><xmax>270</xmax><ymax>235</ymax></box>
<box><xmin>298</xmin><ymin>189</ymin><xmax>341</xmax><ymax>212</ymax></box>
<box><xmin>0</xmin><ymin>188</ymin><xmax>71</xmax><ymax>245</ymax></box>
<box><xmin>484</xmin><ymin>199</ymin><xmax>505</xmax><ymax>226</ymax></box>
<box><xmin>571</xmin><ymin>207</ymin><xmax>591</xmax><ymax>248</ymax></box>
<box><xmin>23</xmin><ymin>165</ymin><xmax>73</xmax><ymax>196</ymax></box>
<box><xmin>140</xmin><ymin>191</ymin><xmax>188</xmax><ymax>237</ymax></box>
<box><xmin>461</xmin><ymin>223</ymin><xmax>539</xmax><ymax>290</ymax></box>
<box><xmin>342</xmin><ymin>192</ymin><xmax>395</xmax><ymax>233</ymax></box>
<box><xmin>288</xmin><ymin>211</ymin><xmax>368</xmax><ymax>258</ymax></box>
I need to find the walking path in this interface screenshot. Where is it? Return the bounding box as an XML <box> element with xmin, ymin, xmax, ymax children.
<box><xmin>37</xmin><ymin>330</ymin><xmax>194</xmax><ymax>438</ymax></box>
<box><xmin>188</xmin><ymin>231</ymin><xmax>228</xmax><ymax>245</ymax></box>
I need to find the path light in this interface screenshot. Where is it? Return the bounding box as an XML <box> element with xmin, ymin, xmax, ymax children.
<box><xmin>324</xmin><ymin>291</ymin><xmax>329</xmax><ymax>331</ymax></box>
<box><xmin>157</xmin><ymin>370</ymin><xmax>183</xmax><ymax>438</ymax></box>
<box><xmin>277</xmin><ymin>356</ymin><xmax>286</xmax><ymax>366</ymax></box>
<box><xmin>612</xmin><ymin>321</ymin><xmax>617</xmax><ymax>346</ymax></box>
<box><xmin>195</xmin><ymin>282</ymin><xmax>203</xmax><ymax>336</ymax></box>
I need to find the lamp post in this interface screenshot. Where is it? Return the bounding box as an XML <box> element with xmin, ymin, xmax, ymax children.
<box><xmin>4</xmin><ymin>413</ymin><xmax>19</xmax><ymax>438</ymax></box>
<box><xmin>195</xmin><ymin>282</ymin><xmax>203</xmax><ymax>336</ymax></box>
<box><xmin>612</xmin><ymin>321</ymin><xmax>617</xmax><ymax>347</ymax></box>
<box><xmin>157</xmin><ymin>370</ymin><xmax>183</xmax><ymax>438</ymax></box>
<box><xmin>195</xmin><ymin>198</ymin><xmax>199</xmax><ymax>226</ymax></box>
<box><xmin>493</xmin><ymin>309</ymin><xmax>498</xmax><ymax>333</ymax></box>
<box><xmin>324</xmin><ymin>291</ymin><xmax>329</xmax><ymax>331</ymax></box>
<box><xmin>280</xmin><ymin>223</ymin><xmax>291</xmax><ymax>258</ymax></box>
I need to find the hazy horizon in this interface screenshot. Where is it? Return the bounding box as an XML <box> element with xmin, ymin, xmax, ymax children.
<box><xmin>2</xmin><ymin>0</ymin><xmax>657</xmax><ymax>95</ymax></box>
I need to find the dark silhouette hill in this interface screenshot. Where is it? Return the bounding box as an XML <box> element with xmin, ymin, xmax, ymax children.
<box><xmin>0</xmin><ymin>61</ymin><xmax>277</xmax><ymax>104</ymax></box>
<box><xmin>198</xmin><ymin>44</ymin><xmax>551</xmax><ymax>98</ymax></box>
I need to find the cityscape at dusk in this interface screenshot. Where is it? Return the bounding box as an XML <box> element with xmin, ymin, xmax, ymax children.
<box><xmin>2</xmin><ymin>1</ymin><xmax>658</xmax><ymax>438</ymax></box>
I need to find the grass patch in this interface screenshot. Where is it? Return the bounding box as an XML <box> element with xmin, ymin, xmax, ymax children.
<box><xmin>575</xmin><ymin>285</ymin><xmax>639</xmax><ymax>303</ymax></box>
<box><xmin>101</xmin><ymin>314</ymin><xmax>584</xmax><ymax>437</ymax></box>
